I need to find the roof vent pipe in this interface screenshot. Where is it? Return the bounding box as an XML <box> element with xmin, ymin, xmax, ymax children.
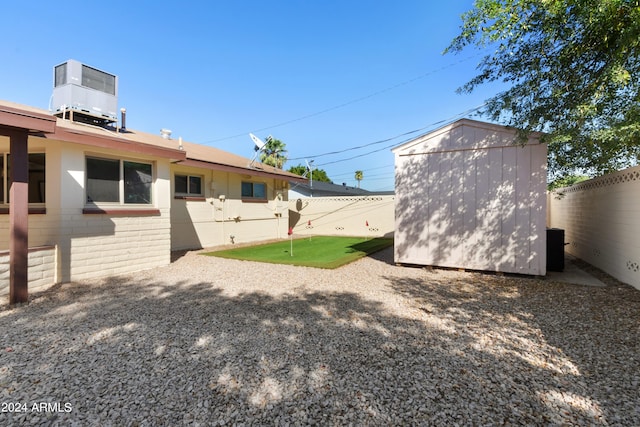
<box><xmin>120</xmin><ymin>108</ymin><xmax>126</xmax><ymax>132</ymax></box>
<box><xmin>160</xmin><ymin>128</ymin><xmax>172</xmax><ymax>139</ymax></box>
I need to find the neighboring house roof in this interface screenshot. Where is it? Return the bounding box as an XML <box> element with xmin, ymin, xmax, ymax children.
<box><xmin>0</xmin><ymin>100</ymin><xmax>305</xmax><ymax>182</ymax></box>
<box><xmin>290</xmin><ymin>180</ymin><xmax>392</xmax><ymax>197</ymax></box>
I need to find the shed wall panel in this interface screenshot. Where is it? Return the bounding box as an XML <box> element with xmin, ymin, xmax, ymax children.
<box><xmin>394</xmin><ymin>119</ymin><xmax>547</xmax><ymax>275</ymax></box>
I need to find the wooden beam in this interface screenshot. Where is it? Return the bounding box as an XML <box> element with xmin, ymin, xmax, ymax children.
<box><xmin>9</xmin><ymin>130</ymin><xmax>29</xmax><ymax>304</ymax></box>
<box><xmin>0</xmin><ymin>105</ymin><xmax>56</xmax><ymax>133</ymax></box>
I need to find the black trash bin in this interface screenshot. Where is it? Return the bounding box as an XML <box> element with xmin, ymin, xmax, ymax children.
<box><xmin>547</xmin><ymin>228</ymin><xmax>565</xmax><ymax>272</ymax></box>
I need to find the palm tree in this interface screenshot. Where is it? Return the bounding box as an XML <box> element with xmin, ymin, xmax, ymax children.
<box><xmin>260</xmin><ymin>136</ymin><xmax>288</xmax><ymax>169</ymax></box>
<box><xmin>354</xmin><ymin>170</ymin><xmax>363</xmax><ymax>188</ymax></box>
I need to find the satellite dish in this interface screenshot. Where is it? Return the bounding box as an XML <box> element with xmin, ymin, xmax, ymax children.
<box><xmin>249</xmin><ymin>133</ymin><xmax>266</xmax><ymax>151</ymax></box>
<box><xmin>248</xmin><ymin>133</ymin><xmax>267</xmax><ymax>168</ymax></box>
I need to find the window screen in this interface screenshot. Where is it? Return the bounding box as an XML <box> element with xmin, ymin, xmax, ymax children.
<box><xmin>241</xmin><ymin>182</ymin><xmax>253</xmax><ymax>198</ymax></box>
<box><xmin>0</xmin><ymin>156</ymin><xmax>3</xmax><ymax>202</ymax></box>
<box><xmin>86</xmin><ymin>157</ymin><xmax>119</xmax><ymax>203</ymax></box>
<box><xmin>189</xmin><ymin>176</ymin><xmax>202</xmax><ymax>195</ymax></box>
<box><xmin>6</xmin><ymin>153</ymin><xmax>46</xmax><ymax>203</ymax></box>
<box><xmin>253</xmin><ymin>183</ymin><xmax>266</xmax><ymax>199</ymax></box>
<box><xmin>124</xmin><ymin>161</ymin><xmax>152</xmax><ymax>204</ymax></box>
<box><xmin>28</xmin><ymin>153</ymin><xmax>45</xmax><ymax>203</ymax></box>
<box><xmin>175</xmin><ymin>175</ymin><xmax>188</xmax><ymax>194</ymax></box>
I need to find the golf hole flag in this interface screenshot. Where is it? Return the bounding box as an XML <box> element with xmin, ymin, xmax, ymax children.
<box><xmin>288</xmin><ymin>227</ymin><xmax>294</xmax><ymax>256</ymax></box>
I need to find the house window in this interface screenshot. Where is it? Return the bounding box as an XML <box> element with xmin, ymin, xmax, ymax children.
<box><xmin>241</xmin><ymin>181</ymin><xmax>266</xmax><ymax>200</ymax></box>
<box><xmin>124</xmin><ymin>161</ymin><xmax>153</xmax><ymax>204</ymax></box>
<box><xmin>0</xmin><ymin>156</ymin><xmax>3</xmax><ymax>202</ymax></box>
<box><xmin>175</xmin><ymin>174</ymin><xmax>203</xmax><ymax>195</ymax></box>
<box><xmin>86</xmin><ymin>157</ymin><xmax>153</xmax><ymax>205</ymax></box>
<box><xmin>2</xmin><ymin>153</ymin><xmax>46</xmax><ymax>204</ymax></box>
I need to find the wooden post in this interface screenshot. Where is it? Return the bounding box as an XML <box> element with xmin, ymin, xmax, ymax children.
<box><xmin>9</xmin><ymin>130</ymin><xmax>29</xmax><ymax>304</ymax></box>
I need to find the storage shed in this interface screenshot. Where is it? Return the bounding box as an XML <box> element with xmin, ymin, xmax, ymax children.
<box><xmin>393</xmin><ymin>119</ymin><xmax>547</xmax><ymax>275</ymax></box>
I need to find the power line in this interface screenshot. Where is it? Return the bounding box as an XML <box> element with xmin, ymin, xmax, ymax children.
<box><xmin>202</xmin><ymin>51</ymin><xmax>488</xmax><ymax>144</ymax></box>
<box><xmin>300</xmin><ymin>104</ymin><xmax>487</xmax><ymax>167</ymax></box>
<box><xmin>316</xmin><ymin>141</ymin><xmax>403</xmax><ymax>167</ymax></box>
<box><xmin>330</xmin><ymin>164</ymin><xmax>394</xmax><ymax>178</ymax></box>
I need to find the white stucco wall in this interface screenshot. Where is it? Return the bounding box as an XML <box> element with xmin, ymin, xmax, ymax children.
<box><xmin>393</xmin><ymin>119</ymin><xmax>547</xmax><ymax>275</ymax></box>
<box><xmin>0</xmin><ymin>246</ymin><xmax>57</xmax><ymax>295</ymax></box>
<box><xmin>55</xmin><ymin>142</ymin><xmax>172</xmax><ymax>282</ymax></box>
<box><xmin>170</xmin><ymin>165</ymin><xmax>290</xmax><ymax>250</ymax></box>
<box><xmin>288</xmin><ymin>196</ymin><xmax>394</xmax><ymax>238</ymax></box>
<box><xmin>0</xmin><ymin>136</ymin><xmax>173</xmax><ymax>289</ymax></box>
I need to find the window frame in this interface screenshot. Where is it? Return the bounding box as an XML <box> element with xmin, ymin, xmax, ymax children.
<box><xmin>174</xmin><ymin>174</ymin><xmax>204</xmax><ymax>197</ymax></box>
<box><xmin>85</xmin><ymin>155</ymin><xmax>154</xmax><ymax>207</ymax></box>
<box><xmin>241</xmin><ymin>181</ymin><xmax>267</xmax><ymax>202</ymax></box>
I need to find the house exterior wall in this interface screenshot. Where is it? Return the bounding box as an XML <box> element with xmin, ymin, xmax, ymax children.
<box><xmin>170</xmin><ymin>164</ymin><xmax>290</xmax><ymax>250</ymax></box>
<box><xmin>548</xmin><ymin>165</ymin><xmax>640</xmax><ymax>290</ymax></box>
<box><xmin>288</xmin><ymin>196</ymin><xmax>394</xmax><ymax>237</ymax></box>
<box><xmin>0</xmin><ymin>136</ymin><xmax>172</xmax><ymax>293</ymax></box>
<box><xmin>0</xmin><ymin>246</ymin><xmax>56</xmax><ymax>295</ymax></box>
<box><xmin>55</xmin><ymin>141</ymin><xmax>172</xmax><ymax>282</ymax></box>
<box><xmin>393</xmin><ymin>120</ymin><xmax>547</xmax><ymax>275</ymax></box>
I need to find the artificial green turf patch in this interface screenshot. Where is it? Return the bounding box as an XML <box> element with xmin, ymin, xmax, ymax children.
<box><xmin>202</xmin><ymin>236</ymin><xmax>393</xmax><ymax>269</ymax></box>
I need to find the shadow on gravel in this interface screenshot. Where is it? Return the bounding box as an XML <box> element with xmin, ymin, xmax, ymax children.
<box><xmin>0</xmin><ymin>270</ymin><xmax>638</xmax><ymax>425</ymax></box>
<box><xmin>386</xmin><ymin>272</ymin><xmax>640</xmax><ymax>426</ymax></box>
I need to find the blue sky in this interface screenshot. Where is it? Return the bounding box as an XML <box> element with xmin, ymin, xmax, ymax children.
<box><xmin>3</xmin><ymin>1</ymin><xmax>504</xmax><ymax>191</ymax></box>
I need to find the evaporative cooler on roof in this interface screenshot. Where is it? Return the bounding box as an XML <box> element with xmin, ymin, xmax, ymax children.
<box><xmin>52</xmin><ymin>59</ymin><xmax>118</xmax><ymax>126</ymax></box>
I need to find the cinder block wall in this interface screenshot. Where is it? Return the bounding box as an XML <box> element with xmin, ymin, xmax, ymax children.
<box><xmin>548</xmin><ymin>165</ymin><xmax>640</xmax><ymax>290</ymax></box>
<box><xmin>288</xmin><ymin>196</ymin><xmax>395</xmax><ymax>238</ymax></box>
<box><xmin>56</xmin><ymin>211</ymin><xmax>171</xmax><ymax>282</ymax></box>
<box><xmin>0</xmin><ymin>246</ymin><xmax>57</xmax><ymax>296</ymax></box>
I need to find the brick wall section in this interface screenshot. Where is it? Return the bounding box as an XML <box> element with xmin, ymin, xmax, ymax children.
<box><xmin>548</xmin><ymin>165</ymin><xmax>640</xmax><ymax>290</ymax></box>
<box><xmin>0</xmin><ymin>246</ymin><xmax>57</xmax><ymax>296</ymax></box>
<box><xmin>57</xmin><ymin>209</ymin><xmax>171</xmax><ymax>282</ymax></box>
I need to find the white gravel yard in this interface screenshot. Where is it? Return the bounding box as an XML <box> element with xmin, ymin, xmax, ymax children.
<box><xmin>1</xmin><ymin>246</ymin><xmax>639</xmax><ymax>426</ymax></box>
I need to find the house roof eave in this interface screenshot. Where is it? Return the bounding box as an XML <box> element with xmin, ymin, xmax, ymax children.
<box><xmin>45</xmin><ymin>127</ymin><xmax>187</xmax><ymax>161</ymax></box>
<box><xmin>178</xmin><ymin>158</ymin><xmax>307</xmax><ymax>182</ymax></box>
<box><xmin>0</xmin><ymin>104</ymin><xmax>57</xmax><ymax>135</ymax></box>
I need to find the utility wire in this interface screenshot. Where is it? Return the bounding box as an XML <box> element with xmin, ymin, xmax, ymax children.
<box><xmin>331</xmin><ymin>164</ymin><xmax>394</xmax><ymax>177</ymax></box>
<box><xmin>316</xmin><ymin>141</ymin><xmax>405</xmax><ymax>167</ymax></box>
<box><xmin>296</xmin><ymin>104</ymin><xmax>486</xmax><ymax>166</ymax></box>
<box><xmin>202</xmin><ymin>51</ymin><xmax>488</xmax><ymax>144</ymax></box>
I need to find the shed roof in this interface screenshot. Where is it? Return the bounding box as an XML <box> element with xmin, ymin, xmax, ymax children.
<box><xmin>392</xmin><ymin>118</ymin><xmax>543</xmax><ymax>156</ymax></box>
<box><xmin>0</xmin><ymin>100</ymin><xmax>305</xmax><ymax>182</ymax></box>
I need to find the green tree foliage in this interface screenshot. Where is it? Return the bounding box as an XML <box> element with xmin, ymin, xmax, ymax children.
<box><xmin>354</xmin><ymin>170</ymin><xmax>364</xmax><ymax>188</ymax></box>
<box><xmin>260</xmin><ymin>136</ymin><xmax>288</xmax><ymax>169</ymax></box>
<box><xmin>446</xmin><ymin>0</ymin><xmax>640</xmax><ymax>179</ymax></box>
<box><xmin>547</xmin><ymin>174</ymin><xmax>589</xmax><ymax>190</ymax></box>
<box><xmin>288</xmin><ymin>164</ymin><xmax>333</xmax><ymax>182</ymax></box>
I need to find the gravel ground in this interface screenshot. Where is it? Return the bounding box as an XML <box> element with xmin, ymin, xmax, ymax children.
<box><xmin>1</xmin><ymin>246</ymin><xmax>639</xmax><ymax>426</ymax></box>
